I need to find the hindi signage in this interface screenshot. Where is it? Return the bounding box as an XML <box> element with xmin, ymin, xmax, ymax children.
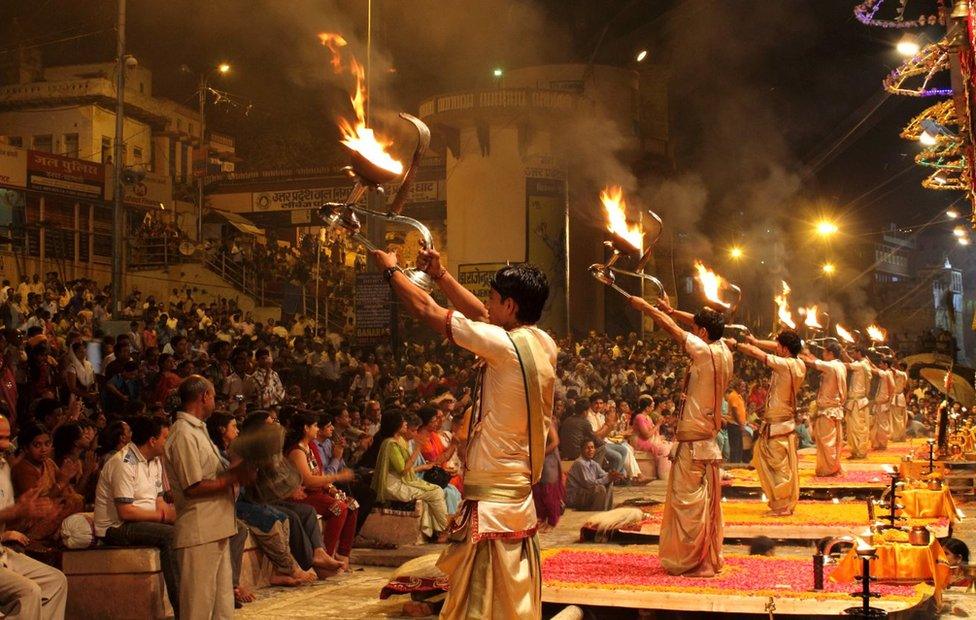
<box><xmin>0</xmin><ymin>146</ymin><xmax>26</xmax><ymax>189</ymax></box>
<box><xmin>355</xmin><ymin>273</ymin><xmax>392</xmax><ymax>346</ymax></box>
<box><xmin>457</xmin><ymin>263</ymin><xmax>508</xmax><ymax>303</ymax></box>
<box><xmin>27</xmin><ymin>150</ymin><xmax>104</xmax><ymax>199</ymax></box>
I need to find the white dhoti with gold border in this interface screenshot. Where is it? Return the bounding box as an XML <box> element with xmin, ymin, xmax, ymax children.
<box><xmin>659</xmin><ymin>441</ymin><xmax>723</xmax><ymax>576</ymax></box>
<box><xmin>813</xmin><ymin>407</ymin><xmax>843</xmax><ymax>477</ymax></box>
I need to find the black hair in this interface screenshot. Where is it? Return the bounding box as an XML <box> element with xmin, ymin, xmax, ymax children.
<box><xmin>574</xmin><ymin>398</ymin><xmax>590</xmax><ymax>416</ymax></box>
<box><xmin>17</xmin><ymin>421</ymin><xmax>49</xmax><ymax>455</ymax></box>
<box><xmin>206</xmin><ymin>412</ymin><xmax>236</xmax><ymax>451</ymax></box>
<box><xmin>776</xmin><ymin>330</ymin><xmax>803</xmax><ymax>356</ymax></box>
<box><xmin>489</xmin><ymin>264</ymin><xmax>549</xmax><ymax>324</ymax></box>
<box><xmin>825</xmin><ymin>342</ymin><xmax>843</xmax><ymax>358</ymax></box>
<box><xmin>52</xmin><ymin>422</ymin><xmax>82</xmax><ymax>462</ymax></box>
<box><xmin>32</xmin><ymin>398</ymin><xmax>61</xmax><ymax>425</ymax></box>
<box><xmin>283</xmin><ymin>410</ymin><xmax>317</xmax><ymax>453</ymax></box>
<box><xmin>693</xmin><ymin>307</ymin><xmax>726</xmax><ymax>342</ymax></box>
<box><xmin>241</xmin><ymin>410</ymin><xmax>272</xmax><ymax>434</ymax></box>
<box><xmin>130</xmin><ymin>414</ymin><xmax>170</xmax><ymax>446</ymax></box>
<box><xmin>358</xmin><ymin>409</ymin><xmax>406</xmax><ymax>469</ymax></box>
<box><xmin>417</xmin><ymin>406</ymin><xmax>439</xmax><ymax>428</ymax></box>
<box><xmin>748</xmin><ymin>535</ymin><xmax>777</xmax><ymax>556</ymax></box>
<box><xmin>941</xmin><ymin>537</ymin><xmax>970</xmax><ymax>563</ymax></box>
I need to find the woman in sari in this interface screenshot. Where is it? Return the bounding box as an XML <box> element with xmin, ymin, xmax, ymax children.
<box><xmin>630</xmin><ymin>395</ymin><xmax>672</xmax><ymax>480</ymax></box>
<box><xmin>11</xmin><ymin>422</ymin><xmax>84</xmax><ymax>547</ymax></box>
<box><xmin>360</xmin><ymin>409</ymin><xmax>448</xmax><ymax>542</ymax></box>
<box><xmin>284</xmin><ymin>412</ymin><xmax>358</xmax><ymax>570</ymax></box>
<box><xmin>405</xmin><ymin>412</ymin><xmax>461</xmax><ymax>516</ymax></box>
<box><xmin>414</xmin><ymin>407</ymin><xmax>463</xmax><ymax>493</ymax></box>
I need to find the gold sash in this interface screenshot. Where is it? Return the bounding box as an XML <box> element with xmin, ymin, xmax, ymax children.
<box><xmin>463</xmin><ymin>471</ymin><xmax>533</xmax><ymax>502</ymax></box>
<box><xmin>507</xmin><ymin>329</ymin><xmax>553</xmax><ymax>485</ymax></box>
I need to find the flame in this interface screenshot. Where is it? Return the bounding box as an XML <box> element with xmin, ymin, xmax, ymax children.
<box><xmin>866</xmin><ymin>324</ymin><xmax>887</xmax><ymax>343</ymax></box>
<box><xmin>693</xmin><ymin>261</ymin><xmax>727</xmax><ymax>308</ymax></box>
<box><xmin>803</xmin><ymin>305</ymin><xmax>822</xmax><ymax>329</ymax></box>
<box><xmin>600</xmin><ymin>186</ymin><xmax>642</xmax><ymax>253</ymax></box>
<box><xmin>317</xmin><ymin>32</ymin><xmax>403</xmax><ymax>177</ymax></box>
<box><xmin>774</xmin><ymin>281</ymin><xmax>795</xmax><ymax>329</ymax></box>
<box><xmin>835</xmin><ymin>323</ymin><xmax>855</xmax><ymax>343</ymax></box>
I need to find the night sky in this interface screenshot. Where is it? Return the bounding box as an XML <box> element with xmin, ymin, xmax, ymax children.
<box><xmin>0</xmin><ymin>0</ymin><xmax>961</xmax><ymax>235</ymax></box>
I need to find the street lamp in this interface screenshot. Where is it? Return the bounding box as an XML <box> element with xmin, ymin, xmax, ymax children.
<box><xmin>636</xmin><ymin>50</ymin><xmax>648</xmax><ymax>63</ymax></box>
<box><xmin>182</xmin><ymin>62</ymin><xmax>232</xmax><ymax>241</ymax></box>
<box><xmin>947</xmin><ymin>207</ymin><xmax>960</xmax><ymax>219</ymax></box>
<box><xmin>815</xmin><ymin>219</ymin><xmax>839</xmax><ymax>237</ymax></box>
<box><xmin>896</xmin><ymin>33</ymin><xmax>920</xmax><ymax>57</ymax></box>
<box><xmin>729</xmin><ymin>245</ymin><xmax>744</xmax><ymax>260</ymax></box>
<box><xmin>492</xmin><ymin>67</ymin><xmax>503</xmax><ymax>78</ymax></box>
<box><xmin>821</xmin><ymin>262</ymin><xmax>836</xmax><ymax>275</ymax></box>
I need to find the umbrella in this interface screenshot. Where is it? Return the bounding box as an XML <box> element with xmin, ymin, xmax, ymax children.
<box><xmin>919</xmin><ymin>366</ymin><xmax>976</xmax><ymax>408</ymax></box>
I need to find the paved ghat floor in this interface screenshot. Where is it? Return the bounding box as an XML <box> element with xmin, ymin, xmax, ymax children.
<box><xmin>236</xmin><ymin>479</ymin><xmax>976</xmax><ymax>619</ymax></box>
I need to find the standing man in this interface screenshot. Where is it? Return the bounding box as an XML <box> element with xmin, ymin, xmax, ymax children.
<box><xmin>842</xmin><ymin>347</ymin><xmax>873</xmax><ymax>459</ymax></box>
<box><xmin>0</xmin><ymin>415</ymin><xmax>67</xmax><ymax>619</ymax></box>
<box><xmin>869</xmin><ymin>357</ymin><xmax>896</xmax><ymax>450</ymax></box>
<box><xmin>371</xmin><ymin>247</ymin><xmax>556</xmax><ymax>619</ymax></box>
<box><xmin>164</xmin><ymin>376</ymin><xmax>253</xmax><ymax>618</ymax></box>
<box><xmin>628</xmin><ymin>296</ymin><xmax>732</xmax><ymax>577</ymax></box>
<box><xmin>799</xmin><ymin>341</ymin><xmax>848</xmax><ymax>477</ymax></box>
<box><xmin>736</xmin><ymin>331</ymin><xmax>806</xmax><ymax>516</ymax></box>
<box><xmin>890</xmin><ymin>361</ymin><xmax>909</xmax><ymax>442</ymax></box>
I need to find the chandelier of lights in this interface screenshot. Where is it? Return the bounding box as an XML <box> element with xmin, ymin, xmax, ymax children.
<box><xmin>922</xmin><ymin>165</ymin><xmax>970</xmax><ymax>189</ymax></box>
<box><xmin>883</xmin><ymin>39</ymin><xmax>953</xmax><ymax>96</ymax></box>
<box><xmin>854</xmin><ymin>0</ymin><xmax>947</xmax><ymax>28</ymax></box>
<box><xmin>916</xmin><ymin>142</ymin><xmax>966</xmax><ymax>169</ymax></box>
<box><xmin>900</xmin><ymin>100</ymin><xmax>959</xmax><ymax>139</ymax></box>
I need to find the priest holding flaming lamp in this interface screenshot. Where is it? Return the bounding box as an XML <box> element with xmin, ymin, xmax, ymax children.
<box><xmin>838</xmin><ymin>325</ymin><xmax>873</xmax><ymax>460</ymax></box>
<box><xmin>798</xmin><ymin>339</ymin><xmax>848</xmax><ymax>477</ymax></box>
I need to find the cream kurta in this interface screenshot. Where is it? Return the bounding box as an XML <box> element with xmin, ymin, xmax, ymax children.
<box><xmin>811</xmin><ymin>359</ymin><xmax>847</xmax><ymax>477</ymax></box>
<box><xmin>660</xmin><ymin>333</ymin><xmax>732</xmax><ymax>576</ymax></box>
<box><xmin>752</xmin><ymin>354</ymin><xmax>805</xmax><ymax>514</ymax></box>
<box><xmin>437</xmin><ymin>311</ymin><xmax>556</xmax><ymax>620</ymax></box>
<box><xmin>871</xmin><ymin>368</ymin><xmax>895</xmax><ymax>450</ymax></box>
<box><xmin>890</xmin><ymin>369</ymin><xmax>908</xmax><ymax>442</ymax></box>
<box><xmin>845</xmin><ymin>358</ymin><xmax>872</xmax><ymax>459</ymax></box>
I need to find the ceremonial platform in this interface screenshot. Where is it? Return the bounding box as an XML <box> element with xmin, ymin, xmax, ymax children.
<box><xmin>578</xmin><ymin>498</ymin><xmax>952</xmax><ymax>545</ymax></box>
<box><xmin>378</xmin><ymin>548</ymin><xmax>937</xmax><ymax>617</ymax></box>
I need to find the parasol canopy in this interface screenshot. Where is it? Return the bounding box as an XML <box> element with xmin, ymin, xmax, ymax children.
<box><xmin>919</xmin><ymin>366</ymin><xmax>976</xmax><ymax>408</ymax></box>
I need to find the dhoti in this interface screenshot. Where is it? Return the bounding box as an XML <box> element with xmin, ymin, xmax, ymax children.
<box><xmin>812</xmin><ymin>411</ymin><xmax>843</xmax><ymax>477</ymax></box>
<box><xmin>871</xmin><ymin>404</ymin><xmax>892</xmax><ymax>450</ymax></box>
<box><xmin>659</xmin><ymin>442</ymin><xmax>723</xmax><ymax>576</ymax></box>
<box><xmin>890</xmin><ymin>405</ymin><xmax>908</xmax><ymax>442</ymax></box>
<box><xmin>845</xmin><ymin>399</ymin><xmax>870</xmax><ymax>459</ymax></box>
<box><xmin>752</xmin><ymin>429</ymin><xmax>798</xmax><ymax>514</ymax></box>
<box><xmin>437</xmin><ymin>501</ymin><xmax>541</xmax><ymax>620</ymax></box>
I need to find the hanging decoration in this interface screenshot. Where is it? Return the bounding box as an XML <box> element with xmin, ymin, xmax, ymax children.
<box><xmin>854</xmin><ymin>0</ymin><xmax>948</xmax><ymax>28</ymax></box>
<box><xmin>883</xmin><ymin>39</ymin><xmax>953</xmax><ymax>96</ymax></box>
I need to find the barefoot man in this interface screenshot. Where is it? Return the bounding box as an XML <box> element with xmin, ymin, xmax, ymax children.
<box><xmin>799</xmin><ymin>340</ymin><xmax>847</xmax><ymax>477</ymax></box>
<box><xmin>736</xmin><ymin>331</ymin><xmax>806</xmax><ymax>516</ymax></box>
<box><xmin>370</xmin><ymin>247</ymin><xmax>556</xmax><ymax>619</ymax></box>
<box><xmin>628</xmin><ymin>295</ymin><xmax>731</xmax><ymax>576</ymax></box>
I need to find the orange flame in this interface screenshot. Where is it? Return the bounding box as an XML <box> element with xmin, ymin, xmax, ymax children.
<box><xmin>835</xmin><ymin>323</ymin><xmax>855</xmax><ymax>343</ymax></box>
<box><xmin>693</xmin><ymin>261</ymin><xmax>727</xmax><ymax>308</ymax></box>
<box><xmin>774</xmin><ymin>281</ymin><xmax>795</xmax><ymax>329</ymax></box>
<box><xmin>317</xmin><ymin>32</ymin><xmax>403</xmax><ymax>177</ymax></box>
<box><xmin>866</xmin><ymin>324</ymin><xmax>887</xmax><ymax>343</ymax></box>
<box><xmin>600</xmin><ymin>186</ymin><xmax>642</xmax><ymax>253</ymax></box>
<box><xmin>803</xmin><ymin>305</ymin><xmax>822</xmax><ymax>329</ymax></box>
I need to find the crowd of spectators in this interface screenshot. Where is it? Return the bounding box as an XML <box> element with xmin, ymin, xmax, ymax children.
<box><xmin>0</xmin><ymin>269</ymin><xmax>955</xmax><ymax>615</ymax></box>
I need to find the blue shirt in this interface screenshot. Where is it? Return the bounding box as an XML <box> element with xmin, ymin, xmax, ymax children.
<box><xmin>314</xmin><ymin>438</ymin><xmax>345</xmax><ymax>474</ymax></box>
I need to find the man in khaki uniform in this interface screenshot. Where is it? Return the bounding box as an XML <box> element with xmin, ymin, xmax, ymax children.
<box><xmin>164</xmin><ymin>376</ymin><xmax>252</xmax><ymax>618</ymax></box>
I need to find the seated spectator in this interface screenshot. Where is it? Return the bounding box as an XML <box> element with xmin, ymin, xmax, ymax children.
<box><xmin>559</xmin><ymin>399</ymin><xmax>623</xmax><ymax>475</ymax></box>
<box><xmin>565</xmin><ymin>440</ymin><xmax>622</xmax><ymax>511</ymax></box>
<box><xmin>206</xmin><ymin>412</ymin><xmax>314</xmax><ymax>588</ymax></box>
<box><xmin>51</xmin><ymin>422</ymin><xmax>98</xmax><ymax>503</ymax></box>
<box><xmin>104</xmin><ymin>361</ymin><xmax>141</xmax><ymax>415</ymax></box>
<box><xmin>403</xmin><ymin>413</ymin><xmax>461</xmax><ymax>517</ymax></box>
<box><xmin>283</xmin><ymin>412</ymin><xmax>358</xmax><ymax>570</ymax></box>
<box><xmin>96</xmin><ymin>418</ymin><xmax>132</xmax><ymax>466</ymax></box>
<box><xmin>10</xmin><ymin>422</ymin><xmax>84</xmax><ymax>546</ymax></box>
<box><xmin>0</xmin><ymin>415</ymin><xmax>67</xmax><ymax>618</ymax></box>
<box><xmin>360</xmin><ymin>410</ymin><xmax>448</xmax><ymax>542</ymax></box>
<box><xmin>94</xmin><ymin>415</ymin><xmax>179</xmax><ymax>614</ymax></box>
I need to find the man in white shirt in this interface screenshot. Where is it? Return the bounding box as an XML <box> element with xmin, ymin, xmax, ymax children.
<box><xmin>371</xmin><ymin>249</ymin><xmax>556</xmax><ymax>620</ymax></box>
<box><xmin>95</xmin><ymin>415</ymin><xmax>177</xmax><ymax>613</ymax></box>
<box><xmin>0</xmin><ymin>415</ymin><xmax>67</xmax><ymax>619</ymax></box>
<box><xmin>628</xmin><ymin>297</ymin><xmax>732</xmax><ymax>577</ymax></box>
<box><xmin>800</xmin><ymin>341</ymin><xmax>848</xmax><ymax>477</ymax></box>
<box><xmin>737</xmin><ymin>331</ymin><xmax>806</xmax><ymax>516</ymax></box>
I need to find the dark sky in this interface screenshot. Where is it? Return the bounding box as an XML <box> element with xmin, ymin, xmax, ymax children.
<box><xmin>0</xmin><ymin>0</ymin><xmax>960</xmax><ymax>235</ymax></box>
